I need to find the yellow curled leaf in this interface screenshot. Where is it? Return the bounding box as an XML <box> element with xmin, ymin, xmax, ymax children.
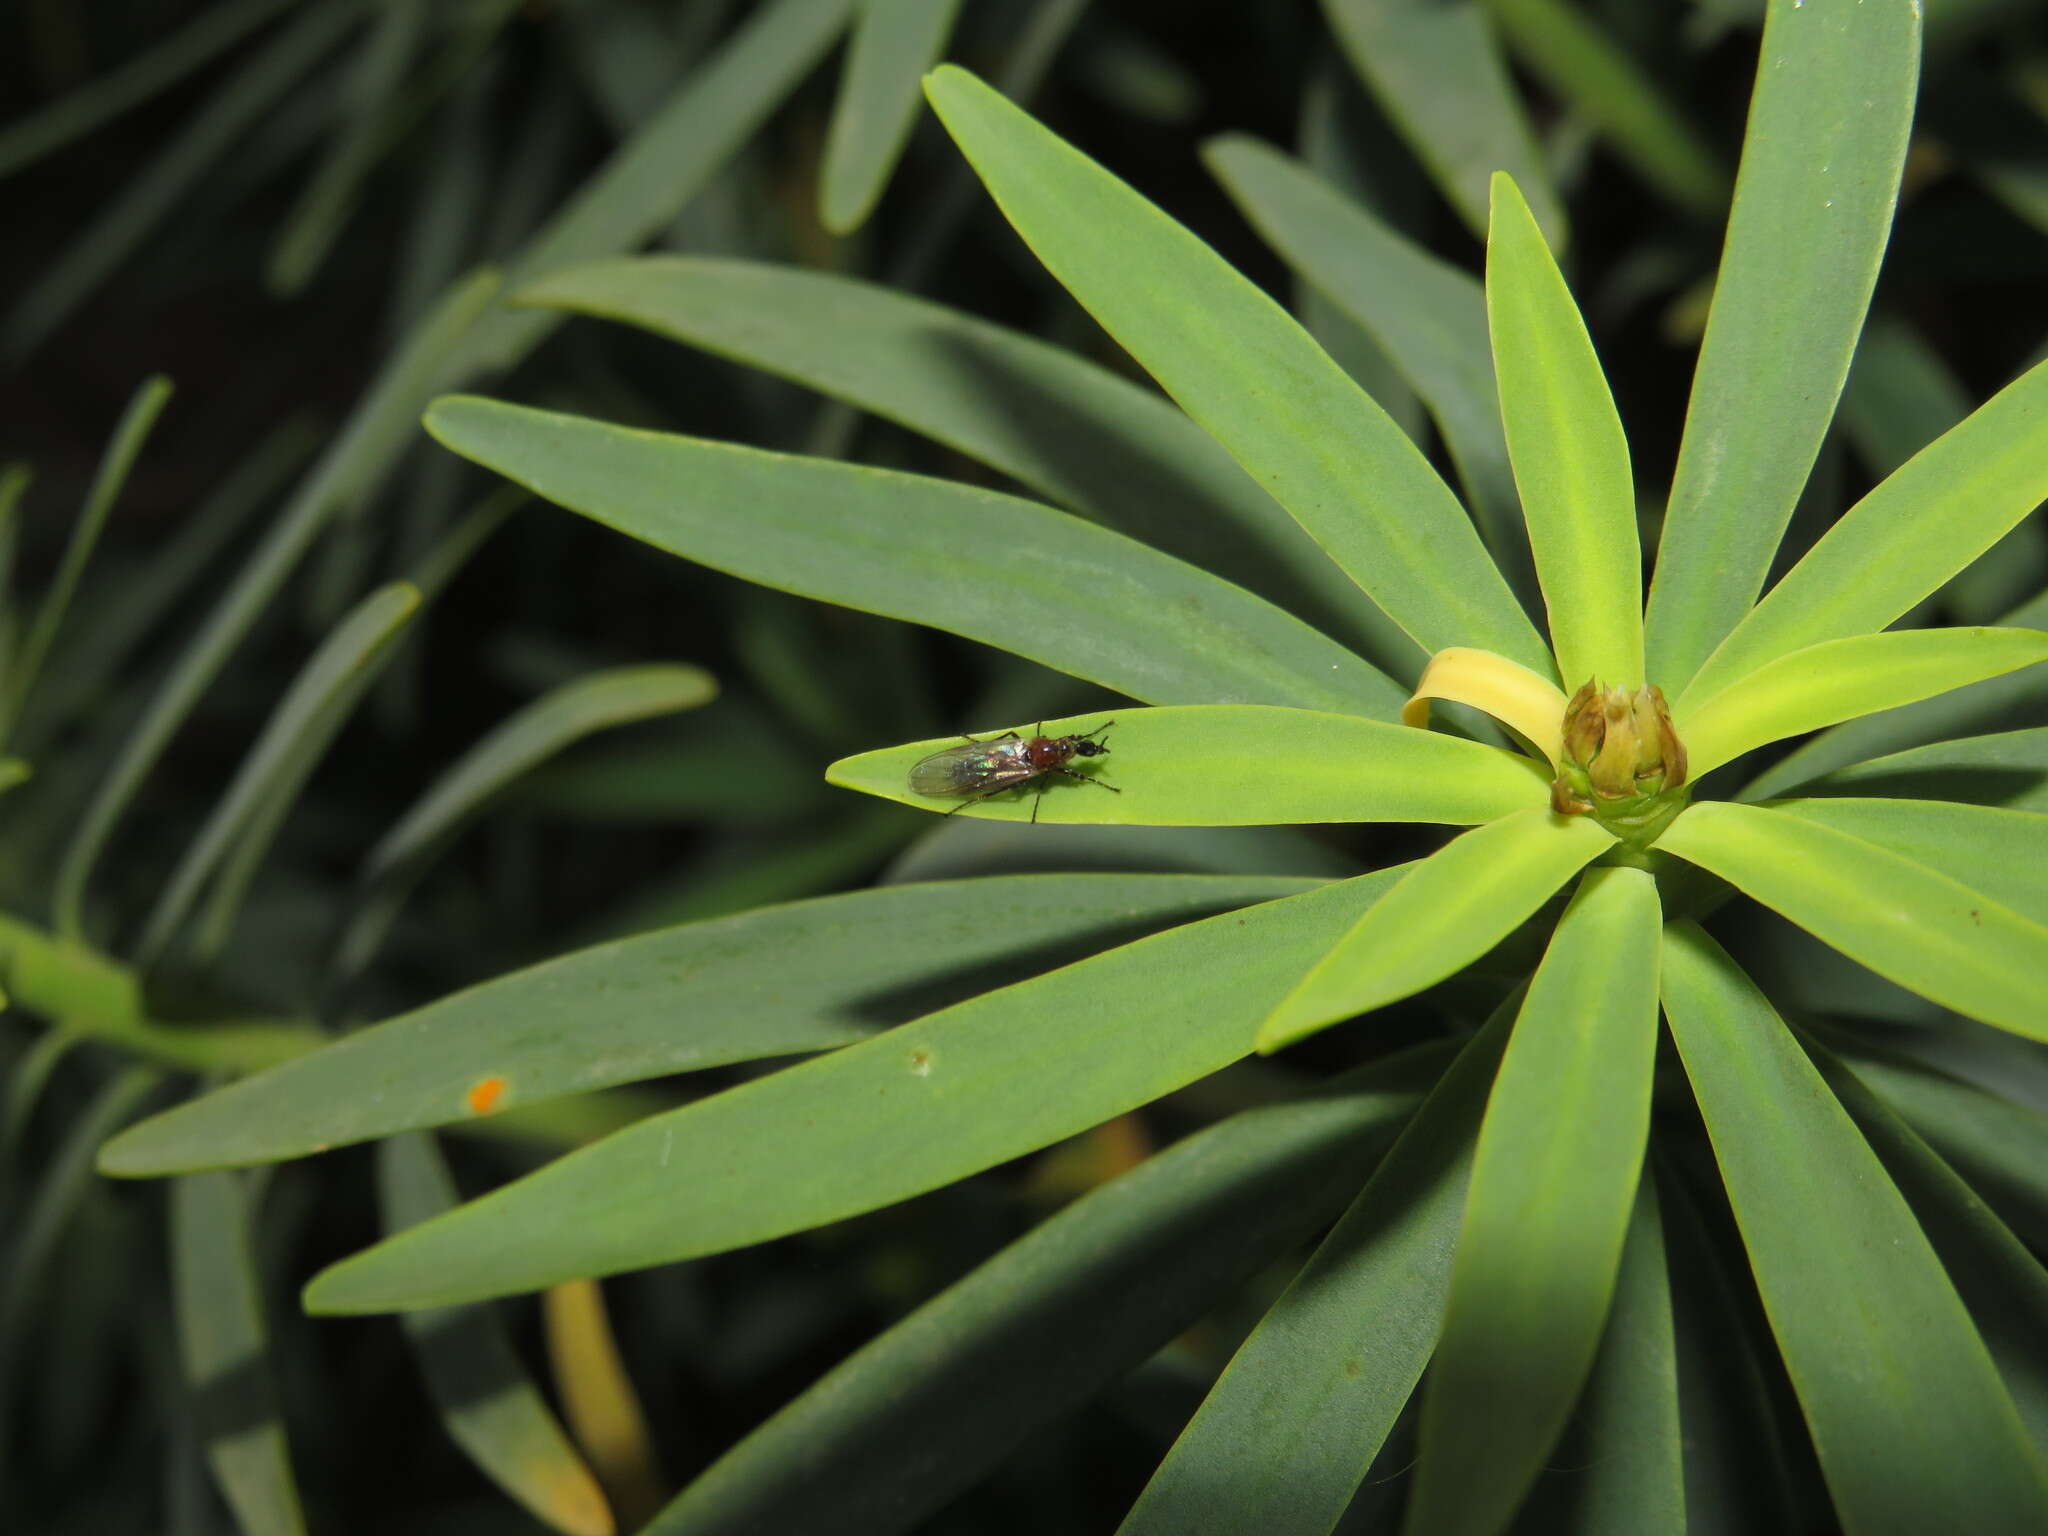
<box><xmin>1402</xmin><ymin>647</ymin><xmax>1570</xmax><ymax>769</ymax></box>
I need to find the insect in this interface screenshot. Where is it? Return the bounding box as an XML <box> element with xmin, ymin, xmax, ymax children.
<box><xmin>907</xmin><ymin>721</ymin><xmax>1119</xmax><ymax>822</ymax></box>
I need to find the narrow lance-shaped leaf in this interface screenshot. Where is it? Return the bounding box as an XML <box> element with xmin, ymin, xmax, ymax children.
<box><xmin>1485</xmin><ymin>173</ymin><xmax>1643</xmax><ymax>690</ymax></box>
<box><xmin>460</xmin><ymin>0</ymin><xmax>857</xmax><ymax>373</ymax></box>
<box><xmin>172</xmin><ymin>1169</ymin><xmax>308</xmax><ymax>1536</ymax></box>
<box><xmin>102</xmin><ymin>874</ymin><xmax>1318</xmax><ymax>1177</ymax></box>
<box><xmin>267</xmin><ymin>0</ymin><xmax>428</xmax><ymax>294</ymax></box>
<box><xmin>132</xmin><ymin>582</ymin><xmax>422</xmax><ymax>971</ymax></box>
<box><xmin>654</xmin><ymin>1045</ymin><xmax>1452</xmax><ymax>1536</ymax></box>
<box><xmin>820</xmin><ymin>0</ymin><xmax>962</xmax><ymax>233</ymax></box>
<box><xmin>2</xmin><ymin>0</ymin><xmax>359</xmax><ymax>360</ymax></box>
<box><xmin>1776</xmin><ymin>727</ymin><xmax>2048</xmax><ymax>811</ymax></box>
<box><xmin>1319</xmin><ymin>0</ymin><xmax>1564</xmax><ymax>249</ymax></box>
<box><xmin>1676</xmin><ymin>626</ymin><xmax>2048</xmax><ymax>779</ymax></box>
<box><xmin>1661</xmin><ymin>799</ymin><xmax>2048</xmax><ymax>1041</ymax></box>
<box><xmin>1737</xmin><ymin>587</ymin><xmax>2048</xmax><ymax>801</ymax></box>
<box><xmin>0</xmin><ymin>0</ymin><xmax>301</xmax><ymax>179</ymax></box>
<box><xmin>1683</xmin><ymin>349</ymin><xmax>2048</xmax><ymax>708</ymax></box>
<box><xmin>1761</xmin><ymin>797</ymin><xmax>2048</xmax><ymax>925</ymax></box>
<box><xmin>424</xmin><ymin>396</ymin><xmax>1405</xmax><ymax>718</ymax></box>
<box><xmin>1813</xmin><ymin>1045</ymin><xmax>2048</xmax><ymax>1456</ymax></box>
<box><xmin>830</xmin><ymin>707</ymin><xmax>1550</xmax><ymax>827</ymax></box>
<box><xmin>302</xmin><ymin>869</ymin><xmax>1411</xmax><ymax>1313</ymax></box>
<box><xmin>1202</xmin><ymin>136</ymin><xmax>1529</xmax><ymax>589</ymax></box>
<box><xmin>1643</xmin><ymin>0</ymin><xmax>1921</xmax><ymax>693</ymax></box>
<box><xmin>3</xmin><ymin>375</ymin><xmax>174</xmax><ymax>743</ymax></box>
<box><xmin>1484</xmin><ymin>0</ymin><xmax>1729</xmax><ymax>217</ymax></box>
<box><xmin>52</xmin><ymin>264</ymin><xmax>499</xmax><ymax>939</ymax></box>
<box><xmin>1659</xmin><ymin>923</ymin><xmax>2048</xmax><ymax>1534</ymax></box>
<box><xmin>923</xmin><ymin>65</ymin><xmax>1554</xmax><ymax>678</ymax></box>
<box><xmin>1511</xmin><ymin>1176</ymin><xmax>1686</xmax><ymax>1536</ymax></box>
<box><xmin>1407</xmin><ymin>867</ymin><xmax>1662</xmax><ymax>1536</ymax></box>
<box><xmin>1119</xmin><ymin>1002</ymin><xmax>1515</xmax><ymax>1536</ymax></box>
<box><xmin>379</xmin><ymin>1133</ymin><xmax>615</xmax><ymax>1536</ymax></box>
<box><xmin>1833</xmin><ymin>1051</ymin><xmax>2048</xmax><ymax>1252</ymax></box>
<box><xmin>332</xmin><ymin>663</ymin><xmax>718</xmax><ymax>987</ymax></box>
<box><xmin>514</xmin><ymin>257</ymin><xmax>1399</xmax><ymax>668</ymax></box>
<box><xmin>1260</xmin><ymin>808</ymin><xmax>1614</xmax><ymax>1052</ymax></box>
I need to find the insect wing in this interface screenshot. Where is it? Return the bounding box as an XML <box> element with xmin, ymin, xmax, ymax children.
<box><xmin>908</xmin><ymin>739</ymin><xmax>1034</xmax><ymax>796</ymax></box>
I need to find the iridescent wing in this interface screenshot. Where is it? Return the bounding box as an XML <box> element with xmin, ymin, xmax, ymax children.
<box><xmin>908</xmin><ymin>739</ymin><xmax>1034</xmax><ymax>796</ymax></box>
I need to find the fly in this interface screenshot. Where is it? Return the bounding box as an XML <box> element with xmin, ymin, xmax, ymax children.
<box><xmin>908</xmin><ymin>721</ymin><xmax>1119</xmax><ymax>823</ymax></box>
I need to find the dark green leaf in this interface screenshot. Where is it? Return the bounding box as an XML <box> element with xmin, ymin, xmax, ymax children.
<box><xmin>1119</xmin><ymin>1006</ymin><xmax>1514</xmax><ymax>1536</ymax></box>
<box><xmin>302</xmin><ymin>869</ymin><xmax>1409</xmax><ymax>1311</ymax></box>
<box><xmin>648</xmin><ymin>1045</ymin><xmax>1452</xmax><ymax>1536</ymax></box>
<box><xmin>924</xmin><ymin>65</ymin><xmax>1552</xmax><ymax>677</ymax></box>
<box><xmin>1643</xmin><ymin>0</ymin><xmax>1920</xmax><ymax>692</ymax></box>
<box><xmin>102</xmin><ymin>874</ymin><xmax>1313</xmax><ymax>1176</ymax></box>
<box><xmin>1320</xmin><ymin>0</ymin><xmax>1563</xmax><ymax>247</ymax></box>
<box><xmin>1660</xmin><ymin>922</ymin><xmax>2048</xmax><ymax>1534</ymax></box>
<box><xmin>172</xmin><ymin>1169</ymin><xmax>308</xmax><ymax>1536</ymax></box>
<box><xmin>424</xmin><ymin>396</ymin><xmax>1403</xmax><ymax>716</ymax></box>
<box><xmin>378</xmin><ymin>1133</ymin><xmax>614</xmax><ymax>1536</ymax></box>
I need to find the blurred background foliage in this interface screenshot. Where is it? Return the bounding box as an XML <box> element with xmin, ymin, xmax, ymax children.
<box><xmin>5</xmin><ymin>1</ymin><xmax>2048</xmax><ymax>1530</ymax></box>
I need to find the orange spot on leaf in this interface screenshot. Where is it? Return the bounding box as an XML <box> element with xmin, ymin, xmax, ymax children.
<box><xmin>467</xmin><ymin>1076</ymin><xmax>507</xmax><ymax>1115</ymax></box>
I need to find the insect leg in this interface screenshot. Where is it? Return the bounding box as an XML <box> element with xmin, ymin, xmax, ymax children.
<box><xmin>942</xmin><ymin>781</ymin><xmax>1026</xmax><ymax>816</ymax></box>
<box><xmin>1054</xmin><ymin>767</ymin><xmax>1121</xmax><ymax>793</ymax></box>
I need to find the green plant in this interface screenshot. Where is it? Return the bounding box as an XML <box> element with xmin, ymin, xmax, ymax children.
<box><xmin>13</xmin><ymin>0</ymin><xmax>2048</xmax><ymax>1532</ymax></box>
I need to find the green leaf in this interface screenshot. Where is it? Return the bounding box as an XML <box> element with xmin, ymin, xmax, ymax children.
<box><xmin>53</xmin><ymin>265</ymin><xmax>499</xmax><ymax>940</ymax></box>
<box><xmin>332</xmin><ymin>663</ymin><xmax>718</xmax><ymax>985</ymax></box>
<box><xmin>1682</xmin><ymin>351</ymin><xmax>2048</xmax><ymax>709</ymax></box>
<box><xmin>172</xmin><ymin>1169</ymin><xmax>308</xmax><ymax>1536</ymax></box>
<box><xmin>1259</xmin><ymin>808</ymin><xmax>1613</xmax><ymax>1051</ymax></box>
<box><xmin>378</xmin><ymin>1134</ymin><xmax>614</xmax><ymax>1536</ymax></box>
<box><xmin>923</xmin><ymin>65</ymin><xmax>1553</xmax><ymax>678</ymax></box>
<box><xmin>514</xmin><ymin>258</ymin><xmax>1399</xmax><ymax>668</ymax></box>
<box><xmin>1118</xmin><ymin>1004</ymin><xmax>1514</xmax><ymax>1536</ymax></box>
<box><xmin>1839</xmin><ymin>314</ymin><xmax>1968</xmax><ymax>479</ymax></box>
<box><xmin>829</xmin><ymin>707</ymin><xmax>1550</xmax><ymax>826</ymax></box>
<box><xmin>3</xmin><ymin>375</ymin><xmax>174</xmax><ymax>744</ymax></box>
<box><xmin>301</xmin><ymin>869</ymin><xmax>1409</xmax><ymax>1312</ymax></box>
<box><xmin>819</xmin><ymin>0</ymin><xmax>961</xmax><ymax>232</ymax></box>
<box><xmin>0</xmin><ymin>1066</ymin><xmax>158</xmax><ymax>1346</ymax></box>
<box><xmin>460</xmin><ymin>0</ymin><xmax>857</xmax><ymax>374</ymax></box>
<box><xmin>0</xmin><ymin>0</ymin><xmax>300</xmax><ymax>179</ymax></box>
<box><xmin>1676</xmin><ymin>627</ymin><xmax>2048</xmax><ymax>778</ymax></box>
<box><xmin>1483</xmin><ymin>0</ymin><xmax>1729</xmax><ymax>217</ymax></box>
<box><xmin>1512</xmin><ymin>1176</ymin><xmax>1685</xmax><ymax>1535</ymax></box>
<box><xmin>424</xmin><ymin>396</ymin><xmax>1402</xmax><ymax>717</ymax></box>
<box><xmin>101</xmin><ymin>874</ymin><xmax>1312</xmax><ymax>1176</ymax></box>
<box><xmin>1661</xmin><ymin>800</ymin><xmax>2048</xmax><ymax>1040</ymax></box>
<box><xmin>2</xmin><ymin>0</ymin><xmax>358</xmax><ymax>360</ymax></box>
<box><xmin>1835</xmin><ymin>1052</ymin><xmax>2048</xmax><ymax>1253</ymax></box>
<box><xmin>1777</xmin><ymin>727</ymin><xmax>2048</xmax><ymax>810</ymax></box>
<box><xmin>1762</xmin><ymin>797</ymin><xmax>2048</xmax><ymax>924</ymax></box>
<box><xmin>1642</xmin><ymin>0</ymin><xmax>1921</xmax><ymax>693</ymax></box>
<box><xmin>1485</xmin><ymin>173</ymin><xmax>1643</xmax><ymax>690</ymax></box>
<box><xmin>132</xmin><ymin>583</ymin><xmax>422</xmax><ymax>971</ymax></box>
<box><xmin>12</xmin><ymin>416</ymin><xmax>319</xmax><ymax>757</ymax></box>
<box><xmin>1408</xmin><ymin>867</ymin><xmax>1661</xmax><ymax>1536</ymax></box>
<box><xmin>1738</xmin><ymin>588</ymin><xmax>2048</xmax><ymax>800</ymax></box>
<box><xmin>1319</xmin><ymin>0</ymin><xmax>1563</xmax><ymax>249</ymax></box>
<box><xmin>1814</xmin><ymin>1046</ymin><xmax>2048</xmax><ymax>1457</ymax></box>
<box><xmin>1201</xmin><ymin>135</ymin><xmax>1529</xmax><ymax>590</ymax></box>
<box><xmin>0</xmin><ymin>912</ymin><xmax>320</xmax><ymax>1077</ymax></box>
<box><xmin>1659</xmin><ymin>923</ymin><xmax>2048</xmax><ymax>1534</ymax></box>
<box><xmin>647</xmin><ymin>1046</ymin><xmax>1450</xmax><ymax>1536</ymax></box>
<box><xmin>266</xmin><ymin>0</ymin><xmax>429</xmax><ymax>294</ymax></box>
